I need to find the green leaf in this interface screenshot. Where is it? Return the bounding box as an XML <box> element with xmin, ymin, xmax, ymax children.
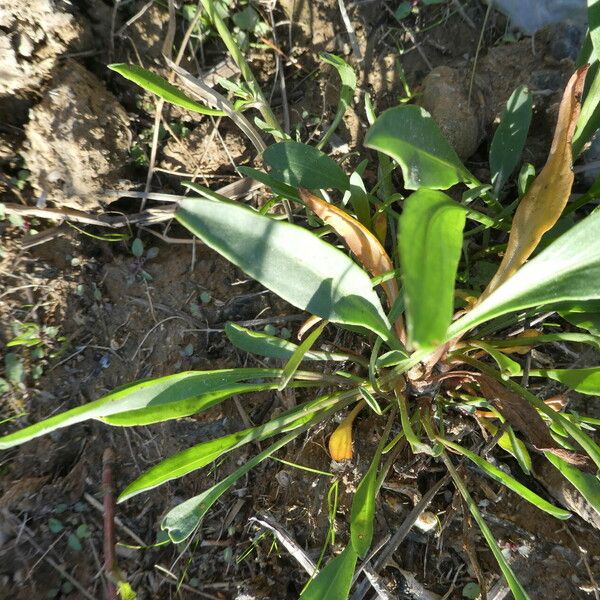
<box><xmin>588</xmin><ymin>0</ymin><xmax>600</xmax><ymax>60</ymax></box>
<box><xmin>489</xmin><ymin>86</ymin><xmax>532</xmax><ymax>194</ymax></box>
<box><xmin>5</xmin><ymin>352</ymin><xmax>24</xmax><ymax>386</ymax></box>
<box><xmin>0</xmin><ymin>368</ymin><xmax>285</xmax><ymax>449</ymax></box>
<box><xmin>448</xmin><ymin>208</ymin><xmax>600</xmax><ymax>338</ymax></box>
<box><xmin>225</xmin><ymin>322</ymin><xmax>351</xmax><ymax>362</ymax></box>
<box><xmin>236</xmin><ymin>166</ymin><xmax>301</xmax><ymax>202</ymax></box>
<box><xmin>394</xmin><ymin>1</ymin><xmax>412</xmax><ymax>20</ymax></box>
<box><xmin>48</xmin><ymin>518</ymin><xmax>64</xmax><ymax>533</ymax></box>
<box><xmin>530</xmin><ymin>367</ymin><xmax>600</xmax><ymax>395</ymax></box>
<box><xmin>469</xmin><ymin>341</ymin><xmax>521</xmax><ymax>378</ymax></box>
<box><xmin>517</xmin><ymin>163</ymin><xmax>535</xmax><ymax>197</ymax></box>
<box><xmin>102</xmin><ymin>381</ymin><xmax>287</xmax><ymax>426</ymax></box>
<box><xmin>161</xmin><ymin>426</ymin><xmax>308</xmax><ymax>543</ymax></box>
<box><xmin>441</xmin><ymin>452</ymin><xmax>532</xmax><ymax>600</ymax></box>
<box><xmin>479</xmin><ymin>332</ymin><xmax>600</xmax><ymax>351</ymax></box>
<box><xmin>279</xmin><ymin>322</ymin><xmax>327</xmax><ymax>390</ymax></box>
<box><xmin>131</xmin><ymin>238</ymin><xmax>144</xmax><ymax>258</ymax></box>
<box><xmin>108</xmin><ymin>64</ymin><xmax>224</xmax><ymax>116</ymax></box>
<box><xmin>543</xmin><ymin>451</ymin><xmax>600</xmax><ymax>516</ymax></box>
<box><xmin>263</xmin><ymin>141</ymin><xmax>350</xmax><ymax>191</ymax></box>
<box><xmin>350</xmin><ymin>459</ymin><xmax>379</xmax><ymax>557</ymax></box>
<box><xmin>441</xmin><ymin>438</ymin><xmax>571</xmax><ymax>519</ymax></box>
<box><xmin>119</xmin><ymin>388</ymin><xmax>352</xmax><ymax>501</ymax></box>
<box><xmin>358</xmin><ymin>387</ymin><xmax>382</xmax><ymax>415</ymax></box>
<box><xmin>559</xmin><ymin>301</ymin><xmax>600</xmax><ymax>335</ymax></box>
<box><xmin>176</xmin><ymin>196</ymin><xmax>391</xmax><ymax>341</ymax></box>
<box><xmin>399</xmin><ymin>189</ymin><xmax>466</xmax><ymax>349</ymax></box>
<box><xmin>365</xmin><ymin>105</ymin><xmax>469</xmax><ymax>190</ymax></box>
<box><xmin>317</xmin><ymin>53</ymin><xmax>357</xmax><ymax>149</ymax></box>
<box><xmin>300</xmin><ymin>546</ymin><xmax>357</xmax><ymax>600</ymax></box>
<box><xmin>573</xmin><ymin>65</ymin><xmax>600</xmax><ymax>157</ymax></box>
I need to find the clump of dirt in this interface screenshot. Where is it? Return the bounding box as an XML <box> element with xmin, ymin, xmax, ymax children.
<box><xmin>161</xmin><ymin>119</ymin><xmax>251</xmax><ymax>176</ymax></box>
<box><xmin>129</xmin><ymin>3</ymin><xmax>171</xmax><ymax>62</ymax></box>
<box><xmin>420</xmin><ymin>66</ymin><xmax>480</xmax><ymax>159</ymax></box>
<box><xmin>0</xmin><ymin>0</ymin><xmax>91</xmax><ymax>99</ymax></box>
<box><xmin>21</xmin><ymin>59</ymin><xmax>131</xmax><ymax>212</ymax></box>
<box><xmin>279</xmin><ymin>0</ymin><xmax>338</xmax><ymax>52</ymax></box>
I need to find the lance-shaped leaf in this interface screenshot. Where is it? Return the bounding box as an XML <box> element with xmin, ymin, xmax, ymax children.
<box><xmin>263</xmin><ymin>141</ymin><xmax>349</xmax><ymax>191</ymax></box>
<box><xmin>299</xmin><ymin>188</ymin><xmax>402</xmax><ymax>340</ymax></box>
<box><xmin>530</xmin><ymin>367</ymin><xmax>600</xmax><ymax>395</ymax></box>
<box><xmin>0</xmin><ymin>369</ymin><xmax>284</xmax><ymax>450</ymax></box>
<box><xmin>161</xmin><ymin>426</ymin><xmax>308</xmax><ymax>543</ymax></box>
<box><xmin>300</xmin><ymin>546</ymin><xmax>358</xmax><ymax>600</ymax></box>
<box><xmin>225</xmin><ymin>322</ymin><xmax>352</xmax><ymax>362</ymax></box>
<box><xmin>447</xmin><ymin>208</ymin><xmax>600</xmax><ymax>338</ymax></box>
<box><xmin>440</xmin><ymin>438</ymin><xmax>570</xmax><ymax>519</ymax></box>
<box><xmin>399</xmin><ymin>189</ymin><xmax>466</xmax><ymax>349</ymax></box>
<box><xmin>482</xmin><ymin>67</ymin><xmax>588</xmax><ymax>297</ymax></box>
<box><xmin>489</xmin><ymin>85</ymin><xmax>532</xmax><ymax>194</ymax></box>
<box><xmin>176</xmin><ymin>196</ymin><xmax>391</xmax><ymax>341</ymax></box>
<box><xmin>109</xmin><ymin>63</ymin><xmax>224</xmax><ymax>116</ymax></box>
<box><xmin>543</xmin><ymin>452</ymin><xmax>600</xmax><ymax>517</ymax></box>
<box><xmin>317</xmin><ymin>52</ymin><xmax>357</xmax><ymax>150</ymax></box>
<box><xmin>364</xmin><ymin>105</ymin><xmax>470</xmax><ymax>190</ymax></box>
<box><xmin>120</xmin><ymin>389</ymin><xmax>356</xmax><ymax>501</ymax></box>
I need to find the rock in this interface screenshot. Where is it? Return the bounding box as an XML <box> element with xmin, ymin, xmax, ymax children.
<box><xmin>420</xmin><ymin>66</ymin><xmax>480</xmax><ymax>160</ymax></box>
<box><xmin>0</xmin><ymin>0</ymin><xmax>90</xmax><ymax>96</ymax></box>
<box><xmin>22</xmin><ymin>60</ymin><xmax>131</xmax><ymax>211</ymax></box>
<box><xmin>492</xmin><ymin>0</ymin><xmax>586</xmax><ymax>35</ymax></box>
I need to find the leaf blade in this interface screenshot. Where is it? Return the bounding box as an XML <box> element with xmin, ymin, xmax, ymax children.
<box><xmin>300</xmin><ymin>546</ymin><xmax>358</xmax><ymax>600</ymax></box>
<box><xmin>489</xmin><ymin>85</ymin><xmax>532</xmax><ymax>194</ymax></box>
<box><xmin>399</xmin><ymin>189</ymin><xmax>466</xmax><ymax>349</ymax></box>
<box><xmin>109</xmin><ymin>63</ymin><xmax>224</xmax><ymax>116</ymax></box>
<box><xmin>365</xmin><ymin>105</ymin><xmax>469</xmax><ymax>190</ymax></box>
<box><xmin>483</xmin><ymin>67</ymin><xmax>588</xmax><ymax>296</ymax></box>
<box><xmin>176</xmin><ymin>196</ymin><xmax>391</xmax><ymax>340</ymax></box>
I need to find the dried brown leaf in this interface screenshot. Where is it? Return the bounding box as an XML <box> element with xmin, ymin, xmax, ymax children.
<box><xmin>477</xmin><ymin>374</ymin><xmax>592</xmax><ymax>469</ymax></box>
<box><xmin>299</xmin><ymin>187</ymin><xmax>405</xmax><ymax>341</ymax></box>
<box><xmin>482</xmin><ymin>66</ymin><xmax>588</xmax><ymax>297</ymax></box>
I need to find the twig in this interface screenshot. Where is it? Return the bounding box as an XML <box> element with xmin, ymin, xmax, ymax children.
<box><xmin>338</xmin><ymin>0</ymin><xmax>363</xmax><ymax>61</ymax></box>
<box><xmin>250</xmin><ymin>513</ymin><xmax>317</xmax><ymax>576</ymax></box>
<box><xmin>103</xmin><ymin>448</ymin><xmax>117</xmax><ymax>600</ymax></box>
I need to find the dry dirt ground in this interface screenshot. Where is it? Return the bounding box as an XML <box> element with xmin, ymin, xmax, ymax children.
<box><xmin>0</xmin><ymin>1</ymin><xmax>599</xmax><ymax>599</ymax></box>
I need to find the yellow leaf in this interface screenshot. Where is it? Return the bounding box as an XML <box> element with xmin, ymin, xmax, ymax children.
<box><xmin>482</xmin><ymin>66</ymin><xmax>588</xmax><ymax>298</ymax></box>
<box><xmin>299</xmin><ymin>187</ymin><xmax>405</xmax><ymax>342</ymax></box>
<box><xmin>328</xmin><ymin>400</ymin><xmax>365</xmax><ymax>461</ymax></box>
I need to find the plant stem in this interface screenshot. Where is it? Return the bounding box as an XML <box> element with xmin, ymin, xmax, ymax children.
<box><xmin>200</xmin><ymin>0</ymin><xmax>282</xmax><ymax>136</ymax></box>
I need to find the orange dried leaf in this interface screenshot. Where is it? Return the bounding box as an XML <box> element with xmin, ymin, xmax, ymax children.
<box><xmin>483</xmin><ymin>66</ymin><xmax>588</xmax><ymax>297</ymax></box>
<box><xmin>299</xmin><ymin>188</ymin><xmax>404</xmax><ymax>341</ymax></box>
<box><xmin>328</xmin><ymin>400</ymin><xmax>365</xmax><ymax>461</ymax></box>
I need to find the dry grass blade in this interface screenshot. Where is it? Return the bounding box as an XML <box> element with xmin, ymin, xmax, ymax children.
<box><xmin>299</xmin><ymin>188</ymin><xmax>405</xmax><ymax>341</ymax></box>
<box><xmin>482</xmin><ymin>66</ymin><xmax>588</xmax><ymax>297</ymax></box>
<box><xmin>477</xmin><ymin>375</ymin><xmax>591</xmax><ymax>468</ymax></box>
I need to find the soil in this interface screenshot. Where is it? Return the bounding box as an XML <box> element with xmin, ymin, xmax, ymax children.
<box><xmin>0</xmin><ymin>1</ymin><xmax>599</xmax><ymax>599</ymax></box>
